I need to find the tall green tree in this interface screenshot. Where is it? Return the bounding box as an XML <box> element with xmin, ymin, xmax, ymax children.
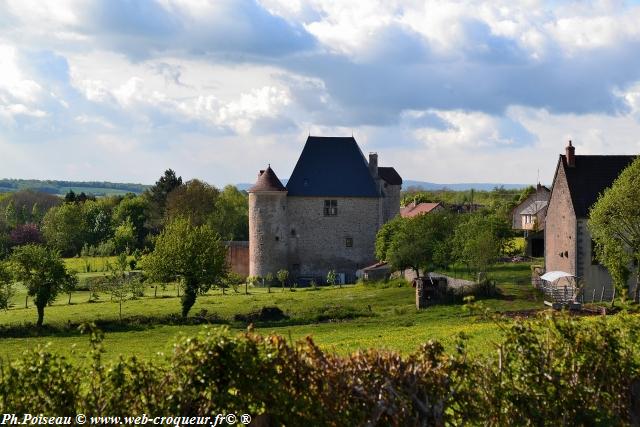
<box><xmin>113</xmin><ymin>195</ymin><xmax>148</xmax><ymax>248</ymax></box>
<box><xmin>9</xmin><ymin>245</ymin><xmax>77</xmax><ymax>326</ymax></box>
<box><xmin>589</xmin><ymin>157</ymin><xmax>640</xmax><ymax>302</ymax></box>
<box><xmin>140</xmin><ymin>218</ymin><xmax>227</xmax><ymax>317</ymax></box>
<box><xmin>211</xmin><ymin>185</ymin><xmax>249</xmax><ymax>241</ymax></box>
<box><xmin>452</xmin><ymin>214</ymin><xmax>502</xmax><ymax>281</ymax></box>
<box><xmin>0</xmin><ymin>262</ymin><xmax>15</xmax><ymax>311</ymax></box>
<box><xmin>387</xmin><ymin>212</ymin><xmax>456</xmax><ymax>277</ymax></box>
<box><xmin>375</xmin><ymin>215</ymin><xmax>404</xmax><ymax>261</ymax></box>
<box><xmin>41</xmin><ymin>203</ymin><xmax>87</xmax><ymax>256</ymax></box>
<box><xmin>105</xmin><ymin>253</ymin><xmax>132</xmax><ymax>320</ymax></box>
<box><xmin>165</xmin><ymin>179</ymin><xmax>219</xmax><ymax>227</ymax></box>
<box><xmin>145</xmin><ymin>169</ymin><xmax>183</xmax><ymax>233</ymax></box>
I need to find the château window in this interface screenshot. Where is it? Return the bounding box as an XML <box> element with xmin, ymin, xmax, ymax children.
<box><xmin>345</xmin><ymin>237</ymin><xmax>353</xmax><ymax>248</ymax></box>
<box><xmin>324</xmin><ymin>200</ymin><xmax>338</xmax><ymax>216</ymax></box>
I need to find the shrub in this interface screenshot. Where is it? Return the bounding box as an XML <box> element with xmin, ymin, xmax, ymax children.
<box><xmin>1</xmin><ymin>315</ymin><xmax>640</xmax><ymax>425</ymax></box>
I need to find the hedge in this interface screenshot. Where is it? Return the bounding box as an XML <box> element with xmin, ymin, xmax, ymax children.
<box><xmin>1</xmin><ymin>313</ymin><xmax>640</xmax><ymax>426</ymax></box>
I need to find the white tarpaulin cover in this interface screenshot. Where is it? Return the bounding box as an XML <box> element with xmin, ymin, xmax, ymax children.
<box><xmin>540</xmin><ymin>271</ymin><xmax>575</xmax><ymax>282</ymax></box>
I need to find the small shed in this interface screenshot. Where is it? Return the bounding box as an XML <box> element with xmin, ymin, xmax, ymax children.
<box><xmin>540</xmin><ymin>271</ymin><xmax>580</xmax><ymax>309</ymax></box>
<box><xmin>359</xmin><ymin>261</ymin><xmax>391</xmax><ymax>282</ymax></box>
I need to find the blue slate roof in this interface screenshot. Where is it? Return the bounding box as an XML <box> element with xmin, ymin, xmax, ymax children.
<box><xmin>286</xmin><ymin>136</ymin><xmax>379</xmax><ymax>197</ymax></box>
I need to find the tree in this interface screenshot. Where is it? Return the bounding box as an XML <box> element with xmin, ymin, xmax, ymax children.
<box><xmin>0</xmin><ymin>262</ymin><xmax>15</xmax><ymax>311</ymax></box>
<box><xmin>210</xmin><ymin>185</ymin><xmax>249</xmax><ymax>240</ymax></box>
<box><xmin>277</xmin><ymin>269</ymin><xmax>289</xmax><ymax>292</ymax></box>
<box><xmin>221</xmin><ymin>272</ymin><xmax>244</xmax><ymax>294</ymax></box>
<box><xmin>165</xmin><ymin>179</ymin><xmax>219</xmax><ymax>227</ymax></box>
<box><xmin>105</xmin><ymin>253</ymin><xmax>131</xmax><ymax>320</ymax></box>
<box><xmin>140</xmin><ymin>218</ymin><xmax>227</xmax><ymax>317</ymax></box>
<box><xmin>4</xmin><ymin>200</ymin><xmax>16</xmax><ymax>227</ymax></box>
<box><xmin>149</xmin><ymin>169</ymin><xmax>183</xmax><ymax>208</ymax></box>
<box><xmin>113</xmin><ymin>195</ymin><xmax>148</xmax><ymax>248</ymax></box>
<box><xmin>146</xmin><ymin>169</ymin><xmax>183</xmax><ymax>232</ymax></box>
<box><xmin>83</xmin><ymin>200</ymin><xmax>114</xmax><ymax>247</ymax></box>
<box><xmin>452</xmin><ymin>214</ymin><xmax>502</xmax><ymax>281</ymax></box>
<box><xmin>589</xmin><ymin>157</ymin><xmax>640</xmax><ymax>302</ymax></box>
<box><xmin>375</xmin><ymin>216</ymin><xmax>404</xmax><ymax>261</ymax></box>
<box><xmin>9</xmin><ymin>223</ymin><xmax>43</xmax><ymax>246</ymax></box>
<box><xmin>9</xmin><ymin>245</ymin><xmax>77</xmax><ymax>326</ymax></box>
<box><xmin>327</xmin><ymin>269</ymin><xmax>338</xmax><ymax>288</ymax></box>
<box><xmin>41</xmin><ymin>202</ymin><xmax>87</xmax><ymax>256</ymax></box>
<box><xmin>265</xmin><ymin>272</ymin><xmax>274</xmax><ymax>293</ymax></box>
<box><xmin>113</xmin><ymin>218</ymin><xmax>136</xmax><ymax>254</ymax></box>
<box><xmin>64</xmin><ymin>190</ymin><xmax>77</xmax><ymax>203</ymax></box>
<box><xmin>387</xmin><ymin>212</ymin><xmax>456</xmax><ymax>277</ymax></box>
<box><xmin>246</xmin><ymin>275</ymin><xmax>259</xmax><ymax>295</ymax></box>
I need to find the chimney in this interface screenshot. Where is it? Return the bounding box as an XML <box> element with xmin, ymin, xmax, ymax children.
<box><xmin>566</xmin><ymin>140</ymin><xmax>575</xmax><ymax>167</ymax></box>
<box><xmin>369</xmin><ymin>152</ymin><xmax>378</xmax><ymax>178</ymax></box>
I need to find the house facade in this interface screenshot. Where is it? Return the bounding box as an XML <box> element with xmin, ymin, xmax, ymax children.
<box><xmin>248</xmin><ymin>136</ymin><xmax>402</xmax><ymax>282</ymax></box>
<box><xmin>512</xmin><ymin>184</ymin><xmax>550</xmax><ymax>257</ymax></box>
<box><xmin>545</xmin><ymin>141</ymin><xmax>636</xmax><ymax>299</ymax></box>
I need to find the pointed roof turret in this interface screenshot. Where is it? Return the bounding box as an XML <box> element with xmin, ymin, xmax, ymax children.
<box><xmin>248</xmin><ymin>165</ymin><xmax>287</xmax><ymax>192</ymax></box>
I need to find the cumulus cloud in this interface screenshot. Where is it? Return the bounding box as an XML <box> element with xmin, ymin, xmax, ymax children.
<box><xmin>1</xmin><ymin>0</ymin><xmax>640</xmax><ymax>185</ymax></box>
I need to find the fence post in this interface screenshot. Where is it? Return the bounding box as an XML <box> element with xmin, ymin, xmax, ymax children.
<box><xmin>592</xmin><ymin>289</ymin><xmax>596</xmax><ymax>302</ymax></box>
<box><xmin>612</xmin><ymin>287</ymin><xmax>616</xmax><ymax>303</ymax></box>
<box><xmin>600</xmin><ymin>286</ymin><xmax>605</xmax><ymax>302</ymax></box>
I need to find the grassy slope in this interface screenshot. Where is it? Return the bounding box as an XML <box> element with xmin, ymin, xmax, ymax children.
<box><xmin>0</xmin><ymin>262</ymin><xmax>541</xmax><ymax>362</ymax></box>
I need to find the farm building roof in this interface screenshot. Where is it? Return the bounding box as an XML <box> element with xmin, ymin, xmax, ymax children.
<box><xmin>400</xmin><ymin>202</ymin><xmax>443</xmax><ymax>218</ymax></box>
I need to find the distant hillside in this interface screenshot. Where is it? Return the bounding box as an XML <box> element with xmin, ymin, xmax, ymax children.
<box><xmin>402</xmin><ymin>180</ymin><xmax>529</xmax><ymax>191</ymax></box>
<box><xmin>0</xmin><ymin>179</ymin><xmax>148</xmax><ymax>196</ymax></box>
<box><xmin>236</xmin><ymin>179</ymin><xmax>528</xmax><ymax>192</ymax></box>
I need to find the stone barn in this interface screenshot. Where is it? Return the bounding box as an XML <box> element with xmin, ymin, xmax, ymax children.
<box><xmin>248</xmin><ymin>136</ymin><xmax>402</xmax><ymax>283</ymax></box>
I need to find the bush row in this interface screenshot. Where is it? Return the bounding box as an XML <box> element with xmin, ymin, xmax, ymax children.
<box><xmin>1</xmin><ymin>313</ymin><xmax>640</xmax><ymax>426</ymax></box>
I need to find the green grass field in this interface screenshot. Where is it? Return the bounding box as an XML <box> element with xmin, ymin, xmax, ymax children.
<box><xmin>0</xmin><ymin>261</ymin><xmax>543</xmax><ymax>363</ymax></box>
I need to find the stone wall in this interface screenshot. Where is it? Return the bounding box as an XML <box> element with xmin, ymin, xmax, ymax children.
<box><xmin>383</xmin><ymin>184</ymin><xmax>401</xmax><ymax>222</ymax></box>
<box><xmin>225</xmin><ymin>241</ymin><xmax>249</xmax><ymax>278</ymax></box>
<box><xmin>248</xmin><ymin>191</ymin><xmax>288</xmax><ymax>278</ymax></box>
<box><xmin>286</xmin><ymin>196</ymin><xmax>381</xmax><ymax>280</ymax></box>
<box><xmin>545</xmin><ymin>163</ymin><xmax>577</xmax><ymax>275</ymax></box>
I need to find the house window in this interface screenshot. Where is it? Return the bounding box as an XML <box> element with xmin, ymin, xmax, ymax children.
<box><xmin>324</xmin><ymin>200</ymin><xmax>338</xmax><ymax>216</ymax></box>
<box><xmin>345</xmin><ymin>237</ymin><xmax>353</xmax><ymax>248</ymax></box>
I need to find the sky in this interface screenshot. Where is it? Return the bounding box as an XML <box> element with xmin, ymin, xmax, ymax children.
<box><xmin>1</xmin><ymin>0</ymin><xmax>640</xmax><ymax>186</ymax></box>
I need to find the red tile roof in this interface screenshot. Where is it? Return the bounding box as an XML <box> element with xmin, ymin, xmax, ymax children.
<box><xmin>400</xmin><ymin>202</ymin><xmax>443</xmax><ymax>218</ymax></box>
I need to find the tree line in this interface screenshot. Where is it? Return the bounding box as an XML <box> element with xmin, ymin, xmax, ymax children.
<box><xmin>0</xmin><ymin>169</ymin><xmax>250</xmax><ymax>325</ymax></box>
<box><xmin>0</xmin><ymin>169</ymin><xmax>249</xmax><ymax>259</ymax></box>
<box><xmin>376</xmin><ymin>207</ymin><xmax>517</xmax><ymax>281</ymax></box>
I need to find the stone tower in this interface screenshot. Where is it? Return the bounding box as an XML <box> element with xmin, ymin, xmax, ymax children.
<box><xmin>248</xmin><ymin>165</ymin><xmax>288</xmax><ymax>278</ymax></box>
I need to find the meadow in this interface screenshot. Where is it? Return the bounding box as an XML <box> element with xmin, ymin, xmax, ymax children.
<box><xmin>0</xmin><ymin>259</ymin><xmax>542</xmax><ymax>362</ymax></box>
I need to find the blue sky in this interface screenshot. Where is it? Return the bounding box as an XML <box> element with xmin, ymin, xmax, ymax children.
<box><xmin>1</xmin><ymin>0</ymin><xmax>640</xmax><ymax>186</ymax></box>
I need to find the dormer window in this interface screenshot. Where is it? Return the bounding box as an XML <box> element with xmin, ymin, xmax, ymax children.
<box><xmin>324</xmin><ymin>200</ymin><xmax>337</xmax><ymax>216</ymax></box>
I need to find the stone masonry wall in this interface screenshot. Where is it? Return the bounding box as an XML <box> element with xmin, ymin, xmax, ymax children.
<box><xmin>249</xmin><ymin>192</ymin><xmax>288</xmax><ymax>278</ymax></box>
<box><xmin>225</xmin><ymin>241</ymin><xmax>249</xmax><ymax>278</ymax></box>
<box><xmin>286</xmin><ymin>196</ymin><xmax>381</xmax><ymax>280</ymax></box>
<box><xmin>383</xmin><ymin>184</ymin><xmax>401</xmax><ymax>223</ymax></box>
<box><xmin>545</xmin><ymin>163</ymin><xmax>577</xmax><ymax>275</ymax></box>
